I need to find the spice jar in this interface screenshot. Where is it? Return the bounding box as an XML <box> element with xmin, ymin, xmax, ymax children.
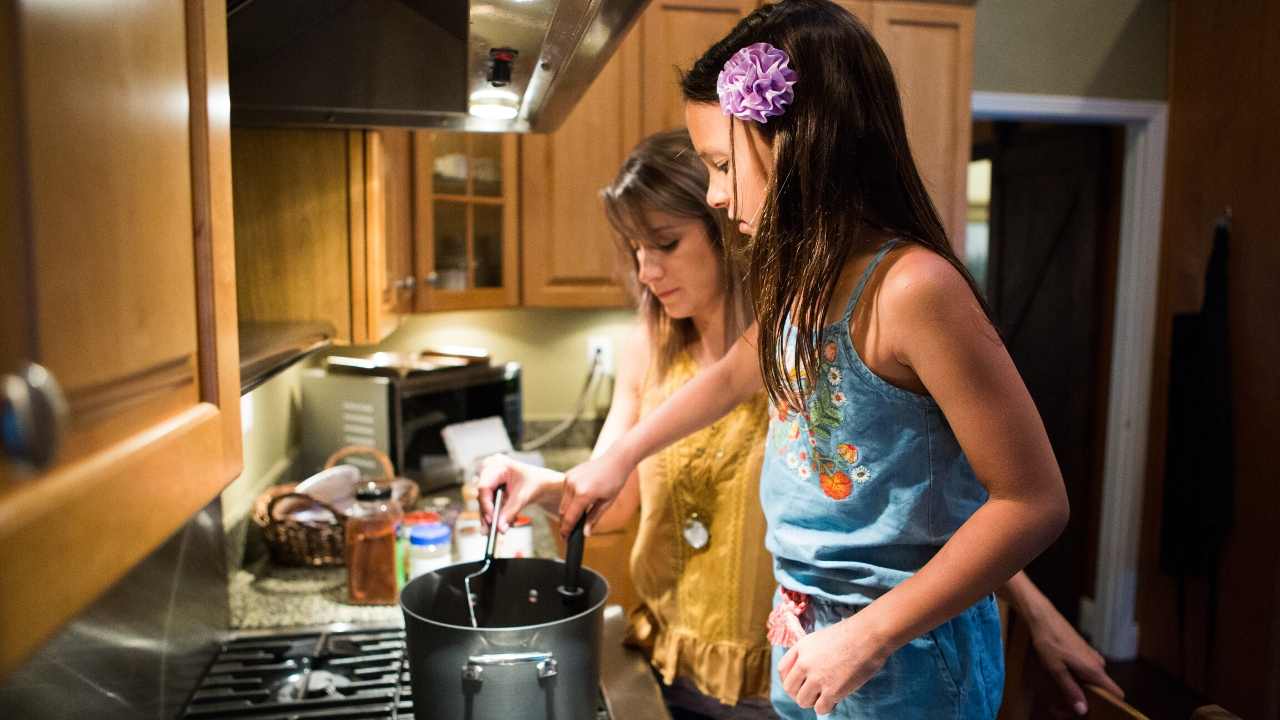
<box><xmin>345</xmin><ymin>481</ymin><xmax>403</xmax><ymax>605</ymax></box>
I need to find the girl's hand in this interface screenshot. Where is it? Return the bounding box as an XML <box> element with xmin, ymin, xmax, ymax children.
<box><xmin>475</xmin><ymin>455</ymin><xmax>563</xmax><ymax>531</ymax></box>
<box><xmin>1027</xmin><ymin>608</ymin><xmax>1125</xmax><ymax>716</ymax></box>
<box><xmin>776</xmin><ymin>614</ymin><xmax>892</xmax><ymax>715</ymax></box>
<box><xmin>558</xmin><ymin>452</ymin><xmax>634</xmax><ymax>538</ymax></box>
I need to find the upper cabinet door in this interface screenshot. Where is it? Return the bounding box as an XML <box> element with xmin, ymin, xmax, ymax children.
<box><xmin>414</xmin><ymin>131</ymin><xmax>520</xmax><ymax>311</ymax></box>
<box><xmin>641</xmin><ymin>0</ymin><xmax>759</xmax><ymax>136</ymax></box>
<box><xmin>521</xmin><ymin>30</ymin><xmax>642</xmax><ymax>308</ymax></box>
<box><xmin>368</xmin><ymin>128</ymin><xmax>415</xmax><ymax>338</ymax></box>
<box><xmin>0</xmin><ymin>0</ymin><xmax>241</xmax><ymax>679</ymax></box>
<box><xmin>872</xmin><ymin>1</ymin><xmax>974</xmax><ymax>251</ymax></box>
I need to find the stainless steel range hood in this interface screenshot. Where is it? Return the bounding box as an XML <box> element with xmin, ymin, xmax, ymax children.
<box><xmin>227</xmin><ymin>0</ymin><xmax>650</xmax><ymax>133</ymax></box>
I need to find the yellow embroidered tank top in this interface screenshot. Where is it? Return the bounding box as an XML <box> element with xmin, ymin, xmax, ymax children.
<box><xmin>623</xmin><ymin>352</ymin><xmax>775</xmax><ymax>705</ymax></box>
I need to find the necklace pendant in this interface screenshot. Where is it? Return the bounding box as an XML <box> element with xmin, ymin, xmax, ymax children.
<box><xmin>682</xmin><ymin>514</ymin><xmax>710</xmax><ymax>550</ymax></box>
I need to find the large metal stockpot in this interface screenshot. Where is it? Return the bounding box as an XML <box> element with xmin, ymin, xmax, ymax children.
<box><xmin>401</xmin><ymin>558</ymin><xmax>610</xmax><ymax>719</ymax></box>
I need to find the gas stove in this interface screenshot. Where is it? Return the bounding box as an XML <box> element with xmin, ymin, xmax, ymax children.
<box><xmin>180</xmin><ymin>626</ymin><xmax>612</xmax><ymax>720</ymax></box>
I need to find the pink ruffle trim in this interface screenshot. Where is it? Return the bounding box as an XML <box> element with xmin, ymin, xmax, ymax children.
<box><xmin>766</xmin><ymin>588</ymin><xmax>810</xmax><ymax>647</ymax></box>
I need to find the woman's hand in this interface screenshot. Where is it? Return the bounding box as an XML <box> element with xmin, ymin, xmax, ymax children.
<box><xmin>776</xmin><ymin>613</ymin><xmax>892</xmax><ymax>715</ymax></box>
<box><xmin>475</xmin><ymin>455</ymin><xmax>564</xmax><ymax>531</ymax></box>
<box><xmin>557</xmin><ymin>452</ymin><xmax>635</xmax><ymax>538</ymax></box>
<box><xmin>1027</xmin><ymin>607</ymin><xmax>1125</xmax><ymax>716</ymax></box>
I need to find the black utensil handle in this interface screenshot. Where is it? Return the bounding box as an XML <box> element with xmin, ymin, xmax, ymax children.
<box><xmin>562</xmin><ymin>510</ymin><xmax>589</xmax><ymax>592</ymax></box>
<box><xmin>485</xmin><ymin>487</ymin><xmax>505</xmax><ymax>561</ymax></box>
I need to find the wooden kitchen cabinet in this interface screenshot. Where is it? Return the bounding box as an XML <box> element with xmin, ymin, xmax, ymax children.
<box><xmin>519</xmin><ymin>26</ymin><xmax>641</xmax><ymax>307</ymax></box>
<box><xmin>641</xmin><ymin>0</ymin><xmax>760</xmax><ymax>136</ymax></box>
<box><xmin>872</xmin><ymin>1</ymin><xmax>974</xmax><ymax>249</ymax></box>
<box><xmin>412</xmin><ymin>131</ymin><xmax>520</xmax><ymax>310</ymax></box>
<box><xmin>0</xmin><ymin>0</ymin><xmax>241</xmax><ymax>679</ymax></box>
<box><xmin>232</xmin><ymin>127</ymin><xmax>406</xmax><ymax>345</ymax></box>
<box><xmin>372</xmin><ymin>129</ymin><xmax>416</xmax><ymax>336</ymax></box>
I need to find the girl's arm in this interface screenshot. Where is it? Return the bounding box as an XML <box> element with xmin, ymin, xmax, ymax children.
<box><xmin>556</xmin><ymin>322</ymin><xmax>764</xmax><ymax>536</ymax></box>
<box><xmin>779</xmin><ymin>251</ymin><xmax>1070</xmax><ymax>712</ymax></box>
<box><xmin>856</xmin><ymin>252</ymin><xmax>1070</xmax><ymax>644</ymax></box>
<box><xmin>479</xmin><ymin>325</ymin><xmax>650</xmax><ymax>531</ymax></box>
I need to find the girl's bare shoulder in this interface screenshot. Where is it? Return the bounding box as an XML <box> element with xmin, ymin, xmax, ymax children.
<box><xmin>878</xmin><ymin>245</ymin><xmax>981</xmax><ymax>322</ymax></box>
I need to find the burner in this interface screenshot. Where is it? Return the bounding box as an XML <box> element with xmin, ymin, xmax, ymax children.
<box><xmin>181</xmin><ymin>626</ymin><xmax>613</xmax><ymax>719</ymax></box>
<box><xmin>271</xmin><ymin>665</ymin><xmax>353</xmax><ymax>703</ymax></box>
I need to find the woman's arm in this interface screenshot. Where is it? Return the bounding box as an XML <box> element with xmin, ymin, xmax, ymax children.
<box><xmin>585</xmin><ymin>327</ymin><xmax>649</xmax><ymax>534</ymax></box>
<box><xmin>1000</xmin><ymin>572</ymin><xmax>1125</xmax><ymax>715</ymax></box>
<box><xmin>778</xmin><ymin>251</ymin><xmax>1070</xmax><ymax>713</ymax></box>
<box><xmin>556</xmin><ymin>322</ymin><xmax>764</xmax><ymax>535</ymax></box>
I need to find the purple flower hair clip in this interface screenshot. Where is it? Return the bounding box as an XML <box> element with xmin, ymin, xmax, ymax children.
<box><xmin>716</xmin><ymin>42</ymin><xmax>798</xmax><ymax>124</ymax></box>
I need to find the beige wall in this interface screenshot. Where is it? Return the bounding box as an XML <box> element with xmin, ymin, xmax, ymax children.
<box><xmin>220</xmin><ymin>363</ymin><xmax>305</xmax><ymax>535</ymax></box>
<box><xmin>974</xmin><ymin>0</ymin><xmax>1167</xmax><ymax>100</ymax></box>
<box><xmin>379</xmin><ymin>308</ymin><xmax>639</xmax><ymax>421</ymax></box>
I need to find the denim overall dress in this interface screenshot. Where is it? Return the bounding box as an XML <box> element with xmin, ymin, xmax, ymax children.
<box><xmin>760</xmin><ymin>240</ymin><xmax>1004</xmax><ymax>719</ymax></box>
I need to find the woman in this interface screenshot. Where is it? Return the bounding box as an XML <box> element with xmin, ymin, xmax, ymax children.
<box><xmin>480</xmin><ymin>128</ymin><xmax>1121</xmax><ymax>718</ymax></box>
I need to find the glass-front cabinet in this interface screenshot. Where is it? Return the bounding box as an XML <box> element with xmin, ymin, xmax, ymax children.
<box><xmin>413</xmin><ymin>132</ymin><xmax>519</xmax><ymax>310</ymax></box>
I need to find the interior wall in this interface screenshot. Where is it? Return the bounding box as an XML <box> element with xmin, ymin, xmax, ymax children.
<box><xmin>973</xmin><ymin>0</ymin><xmax>1168</xmax><ymax>100</ymax></box>
<box><xmin>1137</xmin><ymin>2</ymin><xmax>1280</xmax><ymax>718</ymax></box>
<box><xmin>380</xmin><ymin>308</ymin><xmax>638</xmax><ymax>421</ymax></box>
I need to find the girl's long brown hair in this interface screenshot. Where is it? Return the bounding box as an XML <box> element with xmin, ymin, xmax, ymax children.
<box><xmin>601</xmin><ymin>129</ymin><xmax>752</xmax><ymax>379</ymax></box>
<box><xmin>680</xmin><ymin>0</ymin><xmax>992</xmax><ymax>410</ymax></box>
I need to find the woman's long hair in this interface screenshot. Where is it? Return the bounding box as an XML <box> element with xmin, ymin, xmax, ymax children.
<box><xmin>601</xmin><ymin>129</ymin><xmax>752</xmax><ymax>379</ymax></box>
<box><xmin>680</xmin><ymin>0</ymin><xmax>991</xmax><ymax>409</ymax></box>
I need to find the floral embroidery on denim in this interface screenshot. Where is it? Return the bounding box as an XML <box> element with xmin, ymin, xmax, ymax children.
<box><xmin>768</xmin><ymin>334</ymin><xmax>870</xmax><ymax>500</ymax></box>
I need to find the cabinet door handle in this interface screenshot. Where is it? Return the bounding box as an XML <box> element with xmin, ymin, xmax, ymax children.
<box><xmin>2</xmin><ymin>363</ymin><xmax>69</xmax><ymax>468</ymax></box>
<box><xmin>393</xmin><ymin>276</ymin><xmax>417</xmax><ymax>291</ymax></box>
<box><xmin>424</xmin><ymin>272</ymin><xmax>440</xmax><ymax>287</ymax></box>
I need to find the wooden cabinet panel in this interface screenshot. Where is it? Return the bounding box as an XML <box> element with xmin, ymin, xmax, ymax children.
<box><xmin>377</xmin><ymin>129</ymin><xmax>415</xmax><ymax>332</ymax></box>
<box><xmin>0</xmin><ymin>0</ymin><xmax>241</xmax><ymax>679</ymax></box>
<box><xmin>872</xmin><ymin>2</ymin><xmax>973</xmax><ymax>250</ymax></box>
<box><xmin>232</xmin><ymin>128</ymin><xmax>402</xmax><ymax>344</ymax></box>
<box><xmin>641</xmin><ymin>0</ymin><xmax>758</xmax><ymax>136</ymax></box>
<box><xmin>521</xmin><ymin>32</ymin><xmax>641</xmax><ymax>307</ymax></box>
<box><xmin>233</xmin><ymin>129</ymin><xmax>355</xmax><ymax>339</ymax></box>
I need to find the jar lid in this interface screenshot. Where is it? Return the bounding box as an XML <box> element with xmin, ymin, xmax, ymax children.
<box><xmin>403</xmin><ymin>510</ymin><xmax>443</xmax><ymax>526</ymax></box>
<box><xmin>355</xmin><ymin>480</ymin><xmax>392</xmax><ymax>501</ymax></box>
<box><xmin>409</xmin><ymin>522</ymin><xmax>451</xmax><ymax>545</ymax></box>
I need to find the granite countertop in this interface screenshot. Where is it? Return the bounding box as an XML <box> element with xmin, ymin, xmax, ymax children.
<box><xmin>230</xmin><ymin>447</ymin><xmax>591</xmax><ymax>630</ymax></box>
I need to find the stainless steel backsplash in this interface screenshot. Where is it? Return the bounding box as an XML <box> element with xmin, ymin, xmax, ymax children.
<box><xmin>0</xmin><ymin>498</ymin><xmax>229</xmax><ymax>719</ymax></box>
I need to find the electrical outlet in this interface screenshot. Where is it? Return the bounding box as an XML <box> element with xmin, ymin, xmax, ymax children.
<box><xmin>586</xmin><ymin>335</ymin><xmax>615</xmax><ymax>376</ymax></box>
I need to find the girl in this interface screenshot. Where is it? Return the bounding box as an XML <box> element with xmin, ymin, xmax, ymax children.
<box><xmin>484</xmin><ymin>125</ymin><xmax>1118</xmax><ymax>716</ymax></box>
<box><xmin>484</xmin><ymin>10</ymin><xmax>1092</xmax><ymax>704</ymax></box>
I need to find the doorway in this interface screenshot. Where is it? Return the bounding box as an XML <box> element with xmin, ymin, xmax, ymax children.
<box><xmin>968</xmin><ymin>120</ymin><xmax>1125</xmax><ymax>625</ymax></box>
<box><xmin>970</xmin><ymin>92</ymin><xmax>1168</xmax><ymax>660</ymax></box>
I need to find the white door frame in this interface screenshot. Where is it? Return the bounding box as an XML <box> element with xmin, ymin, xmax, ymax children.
<box><xmin>971</xmin><ymin>91</ymin><xmax>1168</xmax><ymax>660</ymax></box>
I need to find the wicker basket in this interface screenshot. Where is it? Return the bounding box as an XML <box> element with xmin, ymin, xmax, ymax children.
<box><xmin>252</xmin><ymin>446</ymin><xmax>419</xmax><ymax>567</ymax></box>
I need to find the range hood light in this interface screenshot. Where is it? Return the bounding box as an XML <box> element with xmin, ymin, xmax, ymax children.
<box><xmin>469</xmin><ymin>88</ymin><xmax>521</xmax><ymax>121</ymax></box>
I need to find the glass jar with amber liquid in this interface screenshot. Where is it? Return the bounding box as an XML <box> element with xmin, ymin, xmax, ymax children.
<box><xmin>345</xmin><ymin>481</ymin><xmax>403</xmax><ymax>605</ymax></box>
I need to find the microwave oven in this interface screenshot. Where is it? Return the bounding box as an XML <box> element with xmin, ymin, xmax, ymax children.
<box><xmin>299</xmin><ymin>363</ymin><xmax>522</xmax><ymax>489</ymax></box>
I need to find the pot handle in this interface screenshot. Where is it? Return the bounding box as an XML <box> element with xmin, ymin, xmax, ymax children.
<box><xmin>462</xmin><ymin>651</ymin><xmax>558</xmax><ymax>681</ymax></box>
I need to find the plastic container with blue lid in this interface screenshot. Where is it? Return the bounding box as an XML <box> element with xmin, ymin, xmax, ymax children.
<box><xmin>407</xmin><ymin>522</ymin><xmax>453</xmax><ymax>580</ymax></box>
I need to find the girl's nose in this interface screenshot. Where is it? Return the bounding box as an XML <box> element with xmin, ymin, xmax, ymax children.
<box><xmin>705</xmin><ymin>177</ymin><xmax>730</xmax><ymax>211</ymax></box>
